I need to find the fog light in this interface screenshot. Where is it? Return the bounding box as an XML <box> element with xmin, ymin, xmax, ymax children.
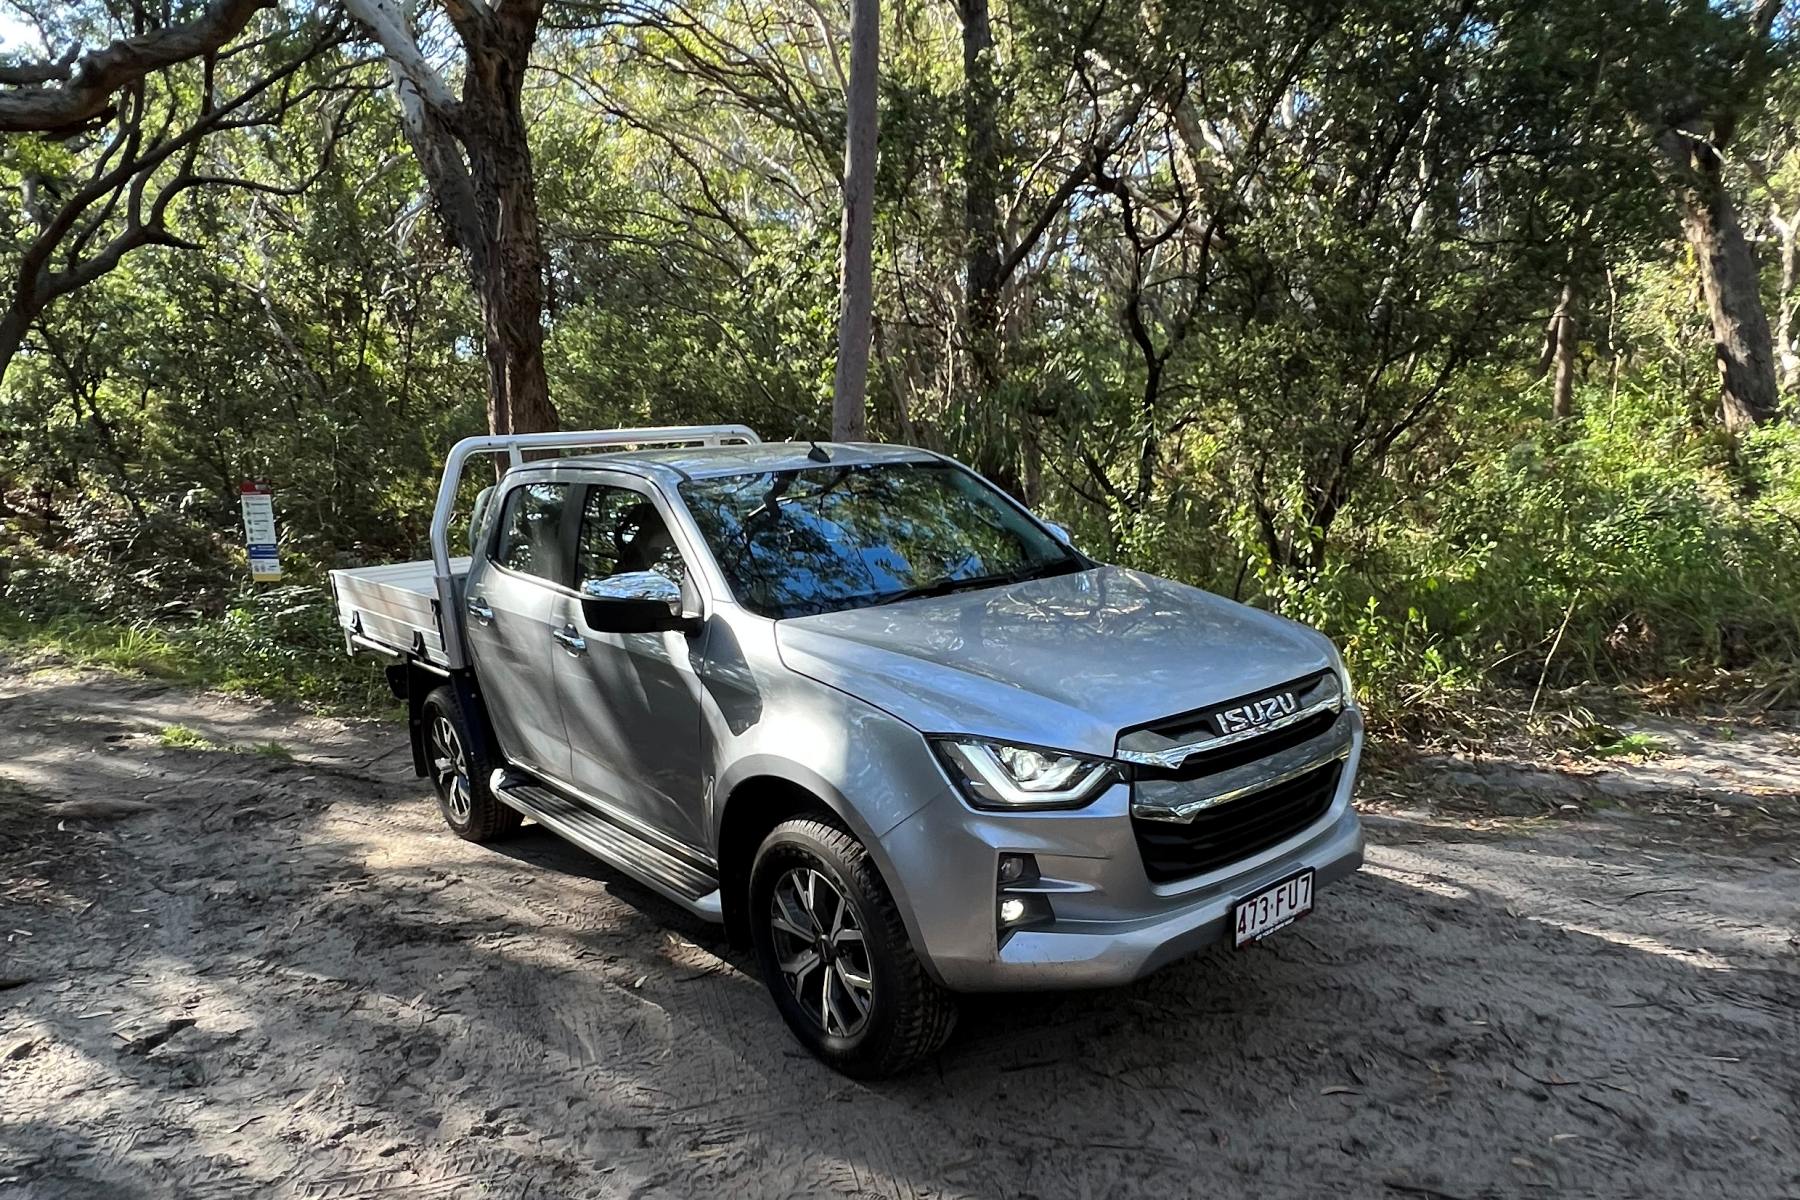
<box><xmin>998</xmin><ymin>897</ymin><xmax>1028</xmax><ymax>924</ymax></box>
<box><xmin>998</xmin><ymin>853</ymin><xmax>1029</xmax><ymax>884</ymax></box>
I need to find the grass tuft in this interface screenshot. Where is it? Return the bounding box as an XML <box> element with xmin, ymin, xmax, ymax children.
<box><xmin>0</xmin><ymin>607</ymin><xmax>395</xmax><ymax>718</ymax></box>
<box><xmin>158</xmin><ymin>724</ymin><xmax>220</xmax><ymax>751</ymax></box>
<box><xmin>1588</xmin><ymin>730</ymin><xmax>1671</xmax><ymax>760</ymax></box>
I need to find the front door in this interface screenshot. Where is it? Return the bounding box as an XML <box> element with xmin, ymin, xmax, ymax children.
<box><xmin>550</xmin><ymin>479</ymin><xmax>710</xmax><ymax>852</ymax></box>
<box><xmin>462</xmin><ymin>479</ymin><xmax>573</xmax><ymax>780</ymax></box>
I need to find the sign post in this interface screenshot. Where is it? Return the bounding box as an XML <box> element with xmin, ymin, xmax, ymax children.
<box><xmin>238</xmin><ymin>481</ymin><xmax>282</xmax><ymax>582</ymax></box>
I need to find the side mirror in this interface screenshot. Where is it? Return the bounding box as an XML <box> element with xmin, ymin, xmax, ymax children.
<box><xmin>580</xmin><ymin>572</ymin><xmax>701</xmax><ymax>634</ymax></box>
<box><xmin>1043</xmin><ymin>521</ymin><xmax>1073</xmax><ymax>547</ymax></box>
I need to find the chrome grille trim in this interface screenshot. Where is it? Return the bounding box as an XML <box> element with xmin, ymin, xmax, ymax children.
<box><xmin>1115</xmin><ymin>685</ymin><xmax>1344</xmax><ymax>771</ymax></box>
<box><xmin>1129</xmin><ymin>711</ymin><xmax>1354</xmax><ymax>823</ymax></box>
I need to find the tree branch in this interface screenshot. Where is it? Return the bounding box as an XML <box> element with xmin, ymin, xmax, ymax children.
<box><xmin>0</xmin><ymin>0</ymin><xmax>274</xmax><ymax>133</ymax></box>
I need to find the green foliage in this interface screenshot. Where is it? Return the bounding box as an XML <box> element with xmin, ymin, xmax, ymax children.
<box><xmin>155</xmin><ymin>723</ymin><xmax>295</xmax><ymax>757</ymax></box>
<box><xmin>1260</xmin><ymin>384</ymin><xmax>1800</xmax><ymax>724</ymax></box>
<box><xmin>3</xmin><ymin>0</ymin><xmax>1798</xmax><ymax>737</ymax></box>
<box><xmin>0</xmin><ymin>587</ymin><xmax>393</xmax><ymax>716</ymax></box>
<box><xmin>180</xmin><ymin>584</ymin><xmax>392</xmax><ymax>710</ymax></box>
<box><xmin>1587</xmin><ymin>730</ymin><xmax>1670</xmax><ymax>759</ymax></box>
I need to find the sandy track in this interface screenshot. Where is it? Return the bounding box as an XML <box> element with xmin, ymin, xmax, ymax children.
<box><xmin>1</xmin><ymin>662</ymin><xmax>1796</xmax><ymax>1199</ymax></box>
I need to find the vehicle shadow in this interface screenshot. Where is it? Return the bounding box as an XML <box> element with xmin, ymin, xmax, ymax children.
<box><xmin>481</xmin><ymin>822</ymin><xmax>754</xmax><ymax>966</ymax></box>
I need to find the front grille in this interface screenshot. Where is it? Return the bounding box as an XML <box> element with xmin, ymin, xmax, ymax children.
<box><xmin>1131</xmin><ymin>762</ymin><xmax>1341</xmax><ymax>884</ymax></box>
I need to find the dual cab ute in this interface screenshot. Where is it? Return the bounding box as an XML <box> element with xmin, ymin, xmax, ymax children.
<box><xmin>330</xmin><ymin>426</ymin><xmax>1364</xmax><ymax>1076</ymax></box>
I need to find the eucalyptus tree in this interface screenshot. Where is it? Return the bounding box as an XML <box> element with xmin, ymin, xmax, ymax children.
<box><xmin>1644</xmin><ymin>0</ymin><xmax>1795</xmax><ymax>432</ymax></box>
<box><xmin>565</xmin><ymin>0</ymin><xmax>886</xmax><ymax>438</ymax></box>
<box><xmin>0</xmin><ymin>0</ymin><xmax>358</xmax><ymax>383</ymax></box>
<box><xmin>1757</xmin><ymin>80</ymin><xmax>1800</xmax><ymax>393</ymax></box>
<box><xmin>343</xmin><ymin>0</ymin><xmax>560</xmax><ymax>437</ymax></box>
<box><xmin>998</xmin><ymin>0</ymin><xmax>1695</xmax><ymax>575</ymax></box>
<box><xmin>0</xmin><ymin>0</ymin><xmax>567</xmax><ymax>440</ymax></box>
<box><xmin>831</xmin><ymin>0</ymin><xmax>877</xmax><ymax>440</ymax></box>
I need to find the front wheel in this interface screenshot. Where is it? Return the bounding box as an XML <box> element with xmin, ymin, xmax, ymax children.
<box><xmin>421</xmin><ymin>686</ymin><xmax>520</xmax><ymax>843</ymax></box>
<box><xmin>749</xmin><ymin>817</ymin><xmax>957</xmax><ymax>1078</ymax></box>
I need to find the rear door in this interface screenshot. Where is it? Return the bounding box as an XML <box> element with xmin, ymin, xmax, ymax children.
<box><xmin>550</xmin><ymin>477</ymin><xmax>711</xmax><ymax>851</ymax></box>
<box><xmin>462</xmin><ymin>478</ymin><xmax>574</xmax><ymax>780</ymax></box>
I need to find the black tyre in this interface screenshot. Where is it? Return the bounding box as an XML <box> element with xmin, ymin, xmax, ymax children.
<box><xmin>749</xmin><ymin>817</ymin><xmax>957</xmax><ymax>1078</ymax></box>
<box><xmin>422</xmin><ymin>686</ymin><xmax>521</xmax><ymax>843</ymax></box>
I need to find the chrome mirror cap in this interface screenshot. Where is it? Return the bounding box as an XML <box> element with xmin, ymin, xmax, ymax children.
<box><xmin>583</xmin><ymin>571</ymin><xmax>681</xmax><ymax>611</ymax></box>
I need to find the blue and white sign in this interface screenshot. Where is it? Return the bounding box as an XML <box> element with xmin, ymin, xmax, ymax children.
<box><xmin>238</xmin><ymin>481</ymin><xmax>282</xmax><ymax>581</ymax></box>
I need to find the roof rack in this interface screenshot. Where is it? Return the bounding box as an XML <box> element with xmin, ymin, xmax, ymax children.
<box><xmin>429</xmin><ymin>424</ymin><xmax>760</xmax><ymax>669</ymax></box>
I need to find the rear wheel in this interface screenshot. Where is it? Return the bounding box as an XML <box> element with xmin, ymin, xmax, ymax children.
<box><xmin>422</xmin><ymin>686</ymin><xmax>520</xmax><ymax>843</ymax></box>
<box><xmin>749</xmin><ymin>817</ymin><xmax>956</xmax><ymax>1078</ymax></box>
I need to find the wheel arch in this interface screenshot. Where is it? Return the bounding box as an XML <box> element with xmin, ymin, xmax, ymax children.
<box><xmin>713</xmin><ymin>760</ymin><xmax>920</xmax><ymax>957</ymax></box>
<box><xmin>386</xmin><ymin>661</ymin><xmax>497</xmax><ymax>779</ymax></box>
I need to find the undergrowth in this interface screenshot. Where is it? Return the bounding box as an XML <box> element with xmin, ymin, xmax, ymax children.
<box><xmin>2</xmin><ymin>386</ymin><xmax>1795</xmax><ymax>742</ymax></box>
<box><xmin>0</xmin><ymin>586</ymin><xmax>394</xmax><ymax>717</ymax></box>
<box><xmin>1276</xmin><ymin>389</ymin><xmax>1800</xmax><ymax>736</ymax></box>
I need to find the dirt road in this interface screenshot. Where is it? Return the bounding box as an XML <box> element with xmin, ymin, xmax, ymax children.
<box><xmin>2</xmin><ymin>662</ymin><xmax>1797</xmax><ymax>1199</ymax></box>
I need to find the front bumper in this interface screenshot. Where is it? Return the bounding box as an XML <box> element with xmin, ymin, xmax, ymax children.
<box><xmin>877</xmin><ymin>710</ymin><xmax>1365</xmax><ymax>992</ymax></box>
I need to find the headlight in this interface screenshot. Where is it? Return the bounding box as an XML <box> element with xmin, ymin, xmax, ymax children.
<box><xmin>1325</xmin><ymin>641</ymin><xmax>1356</xmax><ymax>707</ymax></box>
<box><xmin>932</xmin><ymin>738</ymin><xmax>1114</xmax><ymax>810</ymax></box>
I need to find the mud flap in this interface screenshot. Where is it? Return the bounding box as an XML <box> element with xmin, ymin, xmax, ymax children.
<box><xmin>388</xmin><ymin>663</ymin><xmax>496</xmax><ymax>781</ymax></box>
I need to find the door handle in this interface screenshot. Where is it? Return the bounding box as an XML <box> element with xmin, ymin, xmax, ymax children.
<box><xmin>466</xmin><ymin>597</ymin><xmax>495</xmax><ymax>623</ymax></box>
<box><xmin>552</xmin><ymin>625</ymin><xmax>587</xmax><ymax>655</ymax></box>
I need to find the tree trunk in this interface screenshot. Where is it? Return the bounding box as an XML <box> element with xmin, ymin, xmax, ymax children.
<box><xmin>1645</xmin><ymin>0</ymin><xmax>1783</xmax><ymax>432</ymax></box>
<box><xmin>465</xmin><ymin>83</ymin><xmax>556</xmax><ymax>438</ymax></box>
<box><xmin>1021</xmin><ymin>419</ymin><xmax>1042</xmax><ymax>505</ymax></box>
<box><xmin>1547</xmin><ymin>280</ymin><xmax>1578</xmax><ymax>421</ymax></box>
<box><xmin>958</xmin><ymin>0</ymin><xmax>1020</xmax><ymax>492</ymax></box>
<box><xmin>1657</xmin><ymin>130</ymin><xmax>1779</xmax><ymax>433</ymax></box>
<box><xmin>1684</xmin><ymin>190</ymin><xmax>1778</xmax><ymax>431</ymax></box>
<box><xmin>1774</xmin><ymin>203</ymin><xmax>1799</xmax><ymax>396</ymax></box>
<box><xmin>345</xmin><ymin>0</ymin><xmax>557</xmax><ymax>440</ymax></box>
<box><xmin>0</xmin><ymin>309</ymin><xmax>28</xmax><ymax>381</ymax></box>
<box><xmin>831</xmin><ymin>0</ymin><xmax>878</xmax><ymax>443</ymax></box>
<box><xmin>961</xmin><ymin>0</ymin><xmax>1001</xmax><ymax>390</ymax></box>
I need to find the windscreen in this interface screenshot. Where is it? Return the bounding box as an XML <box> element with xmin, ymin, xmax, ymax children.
<box><xmin>679</xmin><ymin>460</ymin><xmax>1081</xmax><ymax>619</ymax></box>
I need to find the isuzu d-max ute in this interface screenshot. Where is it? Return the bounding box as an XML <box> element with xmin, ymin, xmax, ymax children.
<box><xmin>330</xmin><ymin>426</ymin><xmax>1364</xmax><ymax>1077</ymax></box>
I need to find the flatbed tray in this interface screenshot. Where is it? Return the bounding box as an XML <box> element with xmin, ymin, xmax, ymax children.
<box><xmin>329</xmin><ymin>557</ymin><xmax>469</xmax><ymax>667</ymax></box>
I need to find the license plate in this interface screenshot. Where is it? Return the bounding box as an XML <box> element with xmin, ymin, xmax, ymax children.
<box><xmin>1233</xmin><ymin>869</ymin><xmax>1313</xmax><ymax>948</ymax></box>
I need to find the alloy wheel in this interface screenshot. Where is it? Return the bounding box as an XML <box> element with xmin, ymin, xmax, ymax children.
<box><xmin>428</xmin><ymin>713</ymin><xmax>472</xmax><ymax>823</ymax></box>
<box><xmin>768</xmin><ymin>867</ymin><xmax>874</xmax><ymax>1038</ymax></box>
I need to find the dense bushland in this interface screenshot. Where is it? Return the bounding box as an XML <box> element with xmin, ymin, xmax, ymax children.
<box><xmin>2</xmin><ymin>0</ymin><xmax>1798</xmax><ymax>728</ymax></box>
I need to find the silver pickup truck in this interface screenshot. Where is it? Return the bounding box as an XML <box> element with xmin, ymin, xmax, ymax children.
<box><xmin>330</xmin><ymin>426</ymin><xmax>1364</xmax><ymax>1077</ymax></box>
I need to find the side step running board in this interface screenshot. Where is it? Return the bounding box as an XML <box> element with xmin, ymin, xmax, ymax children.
<box><xmin>491</xmin><ymin>771</ymin><xmax>723</xmax><ymax>921</ymax></box>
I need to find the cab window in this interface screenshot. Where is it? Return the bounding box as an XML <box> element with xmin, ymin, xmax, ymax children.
<box><xmin>575</xmin><ymin>485</ymin><xmax>686</xmax><ymax>594</ymax></box>
<box><xmin>492</xmin><ymin>482</ymin><xmax>569</xmax><ymax>581</ymax></box>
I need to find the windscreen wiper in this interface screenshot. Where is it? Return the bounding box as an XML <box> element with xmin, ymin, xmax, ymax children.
<box><xmin>869</xmin><ymin>573</ymin><xmax>1007</xmax><ymax>607</ymax></box>
<box><xmin>997</xmin><ymin>557</ymin><xmax>1084</xmax><ymax>585</ymax></box>
<box><xmin>869</xmin><ymin>558</ymin><xmax>1080</xmax><ymax>607</ymax></box>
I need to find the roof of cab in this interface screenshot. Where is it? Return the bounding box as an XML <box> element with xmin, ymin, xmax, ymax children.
<box><xmin>547</xmin><ymin>440</ymin><xmax>941</xmax><ymax>482</ymax></box>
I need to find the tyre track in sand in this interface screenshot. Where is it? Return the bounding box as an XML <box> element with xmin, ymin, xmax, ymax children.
<box><xmin>1</xmin><ymin>661</ymin><xmax>1797</xmax><ymax>1198</ymax></box>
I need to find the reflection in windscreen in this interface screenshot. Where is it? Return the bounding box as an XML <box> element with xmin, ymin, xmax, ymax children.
<box><xmin>680</xmin><ymin>461</ymin><xmax>1078</xmax><ymax>619</ymax></box>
